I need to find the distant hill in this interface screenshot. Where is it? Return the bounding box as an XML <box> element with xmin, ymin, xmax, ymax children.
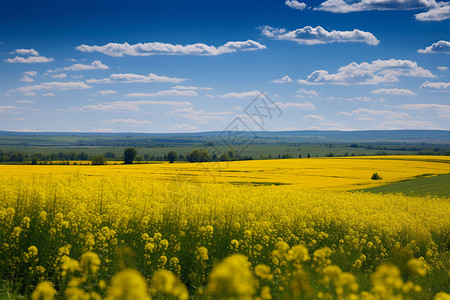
<box><xmin>0</xmin><ymin>130</ymin><xmax>449</xmax><ymax>144</ymax></box>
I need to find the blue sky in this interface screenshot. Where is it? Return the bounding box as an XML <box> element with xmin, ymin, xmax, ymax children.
<box><xmin>1</xmin><ymin>0</ymin><xmax>449</xmax><ymax>132</ymax></box>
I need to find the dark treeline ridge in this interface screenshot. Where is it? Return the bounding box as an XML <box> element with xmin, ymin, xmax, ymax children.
<box><xmin>1</xmin><ymin>144</ymin><xmax>449</xmax><ymax>165</ymax></box>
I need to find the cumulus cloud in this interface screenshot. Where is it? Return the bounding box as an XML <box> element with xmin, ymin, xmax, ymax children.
<box><xmin>415</xmin><ymin>3</ymin><xmax>450</xmax><ymax>20</ymax></box>
<box><xmin>23</xmin><ymin>71</ymin><xmax>37</xmax><ymax>76</ymax></box>
<box><xmin>420</xmin><ymin>81</ymin><xmax>450</xmax><ymax>89</ymax></box>
<box><xmin>272</xmin><ymin>75</ymin><xmax>293</xmax><ymax>83</ymax></box>
<box><xmin>303</xmin><ymin>114</ymin><xmax>325</xmax><ymax>121</ymax></box>
<box><xmin>20</xmin><ymin>75</ymin><xmax>34</xmax><ymax>83</ymax></box>
<box><xmin>15</xmin><ymin>81</ymin><xmax>92</xmax><ymax>93</ymax></box>
<box><xmin>86</xmin><ymin>73</ymin><xmax>185</xmax><ymax>84</ymax></box>
<box><xmin>437</xmin><ymin>66</ymin><xmax>448</xmax><ymax>71</ymax></box>
<box><xmin>375</xmin><ymin>120</ymin><xmax>442</xmax><ymax>129</ymax></box>
<box><xmin>76</xmin><ymin>40</ymin><xmax>266</xmax><ymax>57</ymax></box>
<box><xmin>168</xmin><ymin>106</ymin><xmax>231</xmax><ymax>123</ymax></box>
<box><xmin>275</xmin><ymin>101</ymin><xmax>316</xmax><ymax>110</ymax></box>
<box><xmin>298</xmin><ymin>59</ymin><xmax>435</xmax><ymax>85</ymax></box>
<box><xmin>0</xmin><ymin>105</ymin><xmax>17</xmax><ymax>113</ymax></box>
<box><xmin>260</xmin><ymin>25</ymin><xmax>379</xmax><ymax>45</ymax></box>
<box><xmin>172</xmin><ymin>86</ymin><xmax>213</xmax><ymax>90</ymax></box>
<box><xmin>218</xmin><ymin>91</ymin><xmax>261</xmax><ymax>98</ymax></box>
<box><xmin>43</xmin><ymin>93</ymin><xmax>55</xmax><ymax>97</ymax></box>
<box><xmin>102</xmin><ymin>118</ymin><xmax>152</xmax><ymax>125</ymax></box>
<box><xmin>370</xmin><ymin>88</ymin><xmax>416</xmax><ymax>95</ymax></box>
<box><xmin>46</xmin><ymin>60</ymin><xmax>109</xmax><ymax>73</ymax></box>
<box><xmin>297</xmin><ymin>88</ymin><xmax>319</xmax><ymax>97</ymax></box>
<box><xmin>98</xmin><ymin>90</ymin><xmax>117</xmax><ymax>95</ymax></box>
<box><xmin>5</xmin><ymin>56</ymin><xmax>54</xmax><ymax>63</ymax></box>
<box><xmin>285</xmin><ymin>0</ymin><xmax>307</xmax><ymax>10</ymax></box>
<box><xmin>397</xmin><ymin>103</ymin><xmax>450</xmax><ymax>117</ymax></box>
<box><xmin>315</xmin><ymin>0</ymin><xmax>438</xmax><ymax>13</ymax></box>
<box><xmin>125</xmin><ymin>90</ymin><xmax>198</xmax><ymax>97</ymax></box>
<box><xmin>418</xmin><ymin>40</ymin><xmax>450</xmax><ymax>54</ymax></box>
<box><xmin>169</xmin><ymin>123</ymin><xmax>198</xmax><ymax>131</ymax></box>
<box><xmin>24</xmin><ymin>92</ymin><xmax>36</xmax><ymax>96</ymax></box>
<box><xmin>339</xmin><ymin>107</ymin><xmax>410</xmax><ymax>119</ymax></box>
<box><xmin>13</xmin><ymin>49</ymin><xmax>39</xmax><ymax>56</ymax></box>
<box><xmin>80</xmin><ymin>100</ymin><xmax>192</xmax><ymax>112</ymax></box>
<box><xmin>50</xmin><ymin>73</ymin><xmax>67</xmax><ymax>79</ymax></box>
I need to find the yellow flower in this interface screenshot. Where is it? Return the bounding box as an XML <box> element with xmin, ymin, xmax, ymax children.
<box><xmin>435</xmin><ymin>292</ymin><xmax>450</xmax><ymax>300</ymax></box>
<box><xmin>31</xmin><ymin>281</ymin><xmax>56</xmax><ymax>300</ymax></box>
<box><xmin>206</xmin><ymin>254</ymin><xmax>256</xmax><ymax>299</ymax></box>
<box><xmin>407</xmin><ymin>258</ymin><xmax>427</xmax><ymax>276</ymax></box>
<box><xmin>150</xmin><ymin>269</ymin><xmax>189</xmax><ymax>300</ymax></box>
<box><xmin>28</xmin><ymin>246</ymin><xmax>38</xmax><ymax>257</ymax></box>
<box><xmin>106</xmin><ymin>269</ymin><xmax>150</xmax><ymax>300</ymax></box>
<box><xmin>80</xmin><ymin>252</ymin><xmax>100</xmax><ymax>274</ymax></box>
<box><xmin>196</xmin><ymin>247</ymin><xmax>209</xmax><ymax>261</ymax></box>
<box><xmin>254</xmin><ymin>264</ymin><xmax>273</xmax><ymax>280</ymax></box>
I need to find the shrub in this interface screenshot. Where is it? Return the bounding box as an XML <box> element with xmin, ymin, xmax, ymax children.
<box><xmin>371</xmin><ymin>172</ymin><xmax>383</xmax><ymax>180</ymax></box>
<box><xmin>91</xmin><ymin>155</ymin><xmax>106</xmax><ymax>165</ymax></box>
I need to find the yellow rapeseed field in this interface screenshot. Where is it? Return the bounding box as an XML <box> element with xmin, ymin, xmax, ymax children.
<box><xmin>0</xmin><ymin>155</ymin><xmax>449</xmax><ymax>299</ymax></box>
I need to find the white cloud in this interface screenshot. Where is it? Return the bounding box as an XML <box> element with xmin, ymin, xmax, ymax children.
<box><xmin>16</xmin><ymin>100</ymin><xmax>35</xmax><ymax>103</ymax></box>
<box><xmin>172</xmin><ymin>86</ymin><xmax>213</xmax><ymax>90</ymax></box>
<box><xmin>420</xmin><ymin>81</ymin><xmax>450</xmax><ymax>89</ymax></box>
<box><xmin>275</xmin><ymin>101</ymin><xmax>316</xmax><ymax>110</ymax></box>
<box><xmin>86</xmin><ymin>73</ymin><xmax>185</xmax><ymax>84</ymax></box>
<box><xmin>76</xmin><ymin>40</ymin><xmax>266</xmax><ymax>57</ymax></box>
<box><xmin>169</xmin><ymin>123</ymin><xmax>198</xmax><ymax>131</ymax></box>
<box><xmin>13</xmin><ymin>49</ymin><xmax>39</xmax><ymax>56</ymax></box>
<box><xmin>303</xmin><ymin>114</ymin><xmax>325</xmax><ymax>121</ymax></box>
<box><xmin>102</xmin><ymin>118</ymin><xmax>152</xmax><ymax>125</ymax></box>
<box><xmin>370</xmin><ymin>88</ymin><xmax>416</xmax><ymax>95</ymax></box>
<box><xmin>21</xmin><ymin>75</ymin><xmax>34</xmax><ymax>82</ymax></box>
<box><xmin>298</xmin><ymin>59</ymin><xmax>435</xmax><ymax>85</ymax></box>
<box><xmin>80</xmin><ymin>100</ymin><xmax>192</xmax><ymax>112</ymax></box>
<box><xmin>43</xmin><ymin>93</ymin><xmax>55</xmax><ymax>97</ymax></box>
<box><xmin>46</xmin><ymin>60</ymin><xmax>109</xmax><ymax>73</ymax></box>
<box><xmin>418</xmin><ymin>40</ymin><xmax>450</xmax><ymax>54</ymax></box>
<box><xmin>5</xmin><ymin>56</ymin><xmax>54</xmax><ymax>63</ymax></box>
<box><xmin>272</xmin><ymin>75</ymin><xmax>293</xmax><ymax>83</ymax></box>
<box><xmin>98</xmin><ymin>90</ymin><xmax>117</xmax><ymax>96</ymax></box>
<box><xmin>15</xmin><ymin>81</ymin><xmax>92</xmax><ymax>92</ymax></box>
<box><xmin>23</xmin><ymin>71</ymin><xmax>37</xmax><ymax>76</ymax></box>
<box><xmin>92</xmin><ymin>128</ymin><xmax>115</xmax><ymax>133</ymax></box>
<box><xmin>375</xmin><ymin>120</ymin><xmax>442</xmax><ymax>129</ymax></box>
<box><xmin>285</xmin><ymin>0</ymin><xmax>307</xmax><ymax>10</ymax></box>
<box><xmin>297</xmin><ymin>88</ymin><xmax>319</xmax><ymax>97</ymax></box>
<box><xmin>260</xmin><ymin>25</ymin><xmax>379</xmax><ymax>45</ymax></box>
<box><xmin>0</xmin><ymin>105</ymin><xmax>17</xmax><ymax>113</ymax></box>
<box><xmin>168</xmin><ymin>106</ymin><xmax>231</xmax><ymax>123</ymax></box>
<box><xmin>415</xmin><ymin>3</ymin><xmax>450</xmax><ymax>21</ymax></box>
<box><xmin>50</xmin><ymin>73</ymin><xmax>67</xmax><ymax>79</ymax></box>
<box><xmin>339</xmin><ymin>108</ymin><xmax>410</xmax><ymax>119</ymax></box>
<box><xmin>218</xmin><ymin>90</ymin><xmax>261</xmax><ymax>98</ymax></box>
<box><xmin>398</xmin><ymin>103</ymin><xmax>450</xmax><ymax>117</ymax></box>
<box><xmin>24</xmin><ymin>92</ymin><xmax>36</xmax><ymax>96</ymax></box>
<box><xmin>437</xmin><ymin>66</ymin><xmax>448</xmax><ymax>71</ymax></box>
<box><xmin>315</xmin><ymin>0</ymin><xmax>438</xmax><ymax>13</ymax></box>
<box><xmin>346</xmin><ymin>96</ymin><xmax>373</xmax><ymax>101</ymax></box>
<box><xmin>125</xmin><ymin>90</ymin><xmax>198</xmax><ymax>97</ymax></box>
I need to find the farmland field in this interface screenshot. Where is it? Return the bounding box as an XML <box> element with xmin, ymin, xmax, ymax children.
<box><xmin>0</xmin><ymin>155</ymin><xmax>449</xmax><ymax>299</ymax></box>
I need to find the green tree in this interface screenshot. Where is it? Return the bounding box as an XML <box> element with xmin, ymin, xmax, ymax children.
<box><xmin>167</xmin><ymin>151</ymin><xmax>178</xmax><ymax>163</ymax></box>
<box><xmin>123</xmin><ymin>148</ymin><xmax>137</xmax><ymax>164</ymax></box>
<box><xmin>219</xmin><ymin>153</ymin><xmax>230</xmax><ymax>161</ymax></box>
<box><xmin>186</xmin><ymin>149</ymin><xmax>211</xmax><ymax>163</ymax></box>
<box><xmin>91</xmin><ymin>155</ymin><xmax>106</xmax><ymax>165</ymax></box>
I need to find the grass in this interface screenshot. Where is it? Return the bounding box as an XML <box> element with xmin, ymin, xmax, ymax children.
<box><xmin>359</xmin><ymin>172</ymin><xmax>450</xmax><ymax>197</ymax></box>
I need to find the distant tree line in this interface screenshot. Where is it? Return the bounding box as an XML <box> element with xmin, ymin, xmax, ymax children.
<box><xmin>1</xmin><ymin>145</ymin><xmax>449</xmax><ymax>165</ymax></box>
